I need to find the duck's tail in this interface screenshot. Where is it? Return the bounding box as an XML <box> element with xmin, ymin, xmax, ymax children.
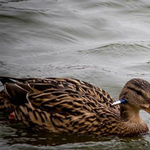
<box><xmin>0</xmin><ymin>76</ymin><xmax>28</xmax><ymax>85</ymax></box>
<box><xmin>0</xmin><ymin>90</ymin><xmax>15</xmax><ymax>112</ymax></box>
<box><xmin>0</xmin><ymin>76</ymin><xmax>13</xmax><ymax>85</ymax></box>
<box><xmin>0</xmin><ymin>76</ymin><xmax>31</xmax><ymax>106</ymax></box>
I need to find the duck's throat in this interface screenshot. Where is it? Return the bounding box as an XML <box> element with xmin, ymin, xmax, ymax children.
<box><xmin>120</xmin><ymin>105</ymin><xmax>141</xmax><ymax>122</ymax></box>
<box><xmin>118</xmin><ymin>105</ymin><xmax>149</xmax><ymax>136</ymax></box>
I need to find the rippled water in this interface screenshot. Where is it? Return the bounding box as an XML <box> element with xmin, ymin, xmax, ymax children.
<box><xmin>1</xmin><ymin>0</ymin><xmax>150</xmax><ymax>149</ymax></box>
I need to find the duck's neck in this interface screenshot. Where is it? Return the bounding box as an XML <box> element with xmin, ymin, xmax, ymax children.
<box><xmin>120</xmin><ymin>104</ymin><xmax>141</xmax><ymax>122</ymax></box>
<box><xmin>117</xmin><ymin>105</ymin><xmax>149</xmax><ymax>136</ymax></box>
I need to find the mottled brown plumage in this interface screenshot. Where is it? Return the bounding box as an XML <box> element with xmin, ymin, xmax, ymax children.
<box><xmin>0</xmin><ymin>76</ymin><xmax>150</xmax><ymax>136</ymax></box>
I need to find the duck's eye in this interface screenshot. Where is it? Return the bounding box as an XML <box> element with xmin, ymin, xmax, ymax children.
<box><xmin>135</xmin><ymin>90</ymin><xmax>143</xmax><ymax>97</ymax></box>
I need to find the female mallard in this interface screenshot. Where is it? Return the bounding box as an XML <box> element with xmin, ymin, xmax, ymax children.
<box><xmin>0</xmin><ymin>76</ymin><xmax>150</xmax><ymax>136</ymax></box>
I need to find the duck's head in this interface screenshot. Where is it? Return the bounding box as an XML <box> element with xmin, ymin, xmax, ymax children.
<box><xmin>113</xmin><ymin>78</ymin><xmax>150</xmax><ymax>116</ymax></box>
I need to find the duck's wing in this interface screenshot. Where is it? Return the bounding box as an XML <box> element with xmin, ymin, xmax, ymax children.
<box><xmin>0</xmin><ymin>76</ymin><xmax>117</xmax><ymax>108</ymax></box>
<box><xmin>30</xmin><ymin>77</ymin><xmax>116</xmax><ymax>105</ymax></box>
<box><xmin>26</xmin><ymin>78</ymin><xmax>119</xmax><ymax>115</ymax></box>
<box><xmin>15</xmin><ymin>86</ymin><xmax>120</xmax><ymax>134</ymax></box>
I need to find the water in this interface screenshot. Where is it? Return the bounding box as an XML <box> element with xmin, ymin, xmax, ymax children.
<box><xmin>1</xmin><ymin>0</ymin><xmax>150</xmax><ymax>149</ymax></box>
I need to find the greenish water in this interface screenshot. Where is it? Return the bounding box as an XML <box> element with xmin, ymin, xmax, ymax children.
<box><xmin>1</xmin><ymin>0</ymin><xmax>150</xmax><ymax>149</ymax></box>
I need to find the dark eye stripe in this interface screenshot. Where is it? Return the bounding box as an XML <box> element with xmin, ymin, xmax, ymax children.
<box><xmin>128</xmin><ymin>87</ymin><xmax>143</xmax><ymax>97</ymax></box>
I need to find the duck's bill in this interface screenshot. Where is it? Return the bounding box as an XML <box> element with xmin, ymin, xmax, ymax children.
<box><xmin>145</xmin><ymin>107</ymin><xmax>150</xmax><ymax>114</ymax></box>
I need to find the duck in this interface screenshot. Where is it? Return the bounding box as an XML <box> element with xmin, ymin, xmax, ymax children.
<box><xmin>0</xmin><ymin>76</ymin><xmax>150</xmax><ymax>136</ymax></box>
